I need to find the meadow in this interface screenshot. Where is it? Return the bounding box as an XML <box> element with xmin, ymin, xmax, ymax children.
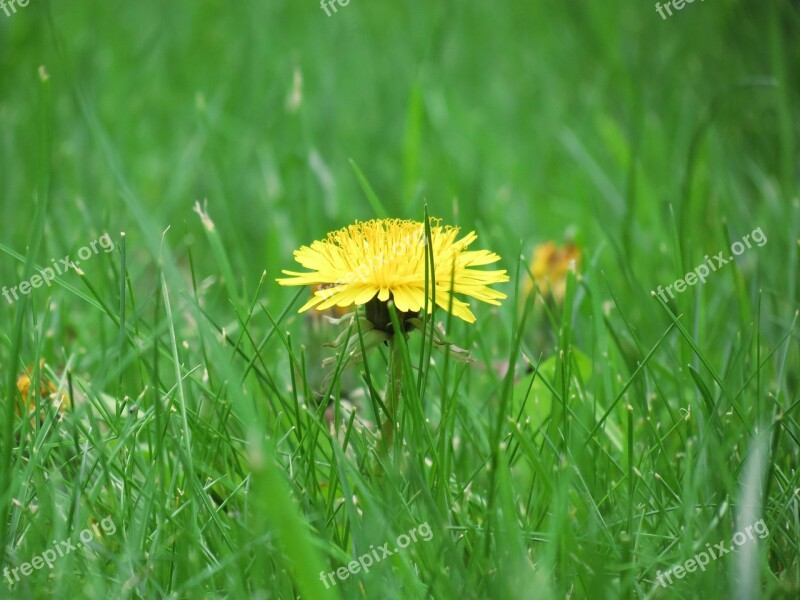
<box><xmin>0</xmin><ymin>1</ymin><xmax>798</xmax><ymax>598</ymax></box>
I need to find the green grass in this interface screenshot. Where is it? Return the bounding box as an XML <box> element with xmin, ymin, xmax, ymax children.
<box><xmin>1</xmin><ymin>0</ymin><xmax>799</xmax><ymax>598</ymax></box>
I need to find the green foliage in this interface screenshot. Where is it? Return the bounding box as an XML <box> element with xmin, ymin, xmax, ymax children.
<box><xmin>0</xmin><ymin>1</ymin><xmax>798</xmax><ymax>598</ymax></box>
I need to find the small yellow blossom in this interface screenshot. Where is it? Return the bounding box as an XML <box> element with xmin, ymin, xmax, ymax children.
<box><xmin>525</xmin><ymin>242</ymin><xmax>581</xmax><ymax>302</ymax></box>
<box><xmin>16</xmin><ymin>363</ymin><xmax>70</xmax><ymax>414</ymax></box>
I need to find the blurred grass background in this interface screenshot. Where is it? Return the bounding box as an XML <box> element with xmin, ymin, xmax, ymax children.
<box><xmin>0</xmin><ymin>0</ymin><xmax>798</xmax><ymax>598</ymax></box>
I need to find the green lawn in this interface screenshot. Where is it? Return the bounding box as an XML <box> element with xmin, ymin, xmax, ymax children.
<box><xmin>1</xmin><ymin>1</ymin><xmax>798</xmax><ymax>598</ymax></box>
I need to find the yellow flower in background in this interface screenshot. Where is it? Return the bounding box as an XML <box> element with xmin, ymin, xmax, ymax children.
<box><xmin>277</xmin><ymin>218</ymin><xmax>509</xmax><ymax>324</ymax></box>
<box><xmin>16</xmin><ymin>362</ymin><xmax>71</xmax><ymax>414</ymax></box>
<box><xmin>525</xmin><ymin>241</ymin><xmax>581</xmax><ymax>301</ymax></box>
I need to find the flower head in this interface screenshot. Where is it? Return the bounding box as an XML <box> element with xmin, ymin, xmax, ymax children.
<box><xmin>277</xmin><ymin>218</ymin><xmax>508</xmax><ymax>323</ymax></box>
<box><xmin>16</xmin><ymin>362</ymin><xmax>70</xmax><ymax>415</ymax></box>
<box><xmin>525</xmin><ymin>241</ymin><xmax>581</xmax><ymax>302</ymax></box>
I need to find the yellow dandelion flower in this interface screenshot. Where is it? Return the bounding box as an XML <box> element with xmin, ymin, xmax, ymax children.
<box><xmin>307</xmin><ymin>283</ymin><xmax>353</xmax><ymax>322</ymax></box>
<box><xmin>525</xmin><ymin>241</ymin><xmax>581</xmax><ymax>301</ymax></box>
<box><xmin>16</xmin><ymin>362</ymin><xmax>71</xmax><ymax>415</ymax></box>
<box><xmin>277</xmin><ymin>218</ymin><xmax>509</xmax><ymax>324</ymax></box>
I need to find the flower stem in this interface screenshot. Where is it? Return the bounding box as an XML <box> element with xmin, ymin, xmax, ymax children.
<box><xmin>382</xmin><ymin>337</ymin><xmax>403</xmax><ymax>448</ymax></box>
